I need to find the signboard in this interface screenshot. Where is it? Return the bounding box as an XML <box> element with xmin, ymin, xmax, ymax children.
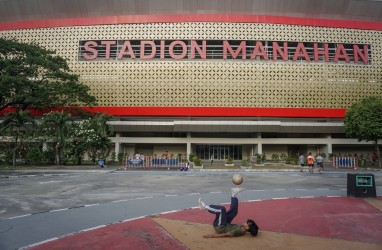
<box><xmin>129</xmin><ymin>159</ymin><xmax>143</xmax><ymax>165</ymax></box>
<box><xmin>79</xmin><ymin>39</ymin><xmax>370</xmax><ymax>64</ymax></box>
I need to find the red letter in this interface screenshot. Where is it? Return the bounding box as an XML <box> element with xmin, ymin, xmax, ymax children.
<box><xmin>118</xmin><ymin>41</ymin><xmax>135</xmax><ymax>59</ymax></box>
<box><xmin>314</xmin><ymin>43</ymin><xmax>329</xmax><ymax>62</ymax></box>
<box><xmin>191</xmin><ymin>40</ymin><xmax>206</xmax><ymax>59</ymax></box>
<box><xmin>292</xmin><ymin>43</ymin><xmax>311</xmax><ymax>62</ymax></box>
<box><xmin>250</xmin><ymin>41</ymin><xmax>268</xmax><ymax>60</ymax></box>
<box><xmin>83</xmin><ymin>41</ymin><xmax>98</xmax><ymax>60</ymax></box>
<box><xmin>101</xmin><ymin>41</ymin><xmax>116</xmax><ymax>60</ymax></box>
<box><xmin>272</xmin><ymin>42</ymin><xmax>288</xmax><ymax>61</ymax></box>
<box><xmin>169</xmin><ymin>40</ymin><xmax>187</xmax><ymax>59</ymax></box>
<box><xmin>333</xmin><ymin>44</ymin><xmax>350</xmax><ymax>63</ymax></box>
<box><xmin>353</xmin><ymin>44</ymin><xmax>368</xmax><ymax>63</ymax></box>
<box><xmin>223</xmin><ymin>41</ymin><xmax>246</xmax><ymax>59</ymax></box>
<box><xmin>140</xmin><ymin>41</ymin><xmax>157</xmax><ymax>59</ymax></box>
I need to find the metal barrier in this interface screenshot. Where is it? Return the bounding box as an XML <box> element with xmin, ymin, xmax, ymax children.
<box><xmin>124</xmin><ymin>156</ymin><xmax>185</xmax><ymax>169</ymax></box>
<box><xmin>332</xmin><ymin>157</ymin><xmax>358</xmax><ymax>169</ymax></box>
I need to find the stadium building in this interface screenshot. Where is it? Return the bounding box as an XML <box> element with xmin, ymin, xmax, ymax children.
<box><xmin>1</xmin><ymin>0</ymin><xmax>382</xmax><ymax>163</ymax></box>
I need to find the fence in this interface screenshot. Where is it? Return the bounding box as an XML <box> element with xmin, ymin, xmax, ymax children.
<box><xmin>331</xmin><ymin>157</ymin><xmax>358</xmax><ymax>169</ymax></box>
<box><xmin>124</xmin><ymin>156</ymin><xmax>186</xmax><ymax>169</ymax></box>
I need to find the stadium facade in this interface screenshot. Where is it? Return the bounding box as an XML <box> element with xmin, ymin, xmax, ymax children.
<box><xmin>1</xmin><ymin>0</ymin><xmax>382</xmax><ymax>162</ymax></box>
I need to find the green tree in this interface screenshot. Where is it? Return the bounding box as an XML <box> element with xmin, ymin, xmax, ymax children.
<box><xmin>83</xmin><ymin>113</ymin><xmax>113</xmax><ymax>163</ymax></box>
<box><xmin>0</xmin><ymin>110</ymin><xmax>35</xmax><ymax>167</ymax></box>
<box><xmin>344</xmin><ymin>97</ymin><xmax>382</xmax><ymax>167</ymax></box>
<box><xmin>39</xmin><ymin>111</ymin><xmax>73</xmax><ymax>165</ymax></box>
<box><xmin>61</xmin><ymin>114</ymin><xmax>112</xmax><ymax>165</ymax></box>
<box><xmin>65</xmin><ymin>122</ymin><xmax>88</xmax><ymax>165</ymax></box>
<box><xmin>0</xmin><ymin>38</ymin><xmax>96</xmax><ymax>112</ymax></box>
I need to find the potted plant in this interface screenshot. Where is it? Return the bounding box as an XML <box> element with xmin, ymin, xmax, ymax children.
<box><xmin>240</xmin><ymin>159</ymin><xmax>252</xmax><ymax>170</ymax></box>
<box><xmin>224</xmin><ymin>155</ymin><xmax>234</xmax><ymax>167</ymax></box>
<box><xmin>192</xmin><ymin>156</ymin><xmax>203</xmax><ymax>170</ymax></box>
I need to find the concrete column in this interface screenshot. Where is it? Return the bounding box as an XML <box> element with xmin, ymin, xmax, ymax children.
<box><xmin>327</xmin><ymin>143</ymin><xmax>332</xmax><ymax>154</ymax></box>
<box><xmin>114</xmin><ymin>133</ymin><xmax>121</xmax><ymax>161</ymax></box>
<box><xmin>257</xmin><ymin>133</ymin><xmax>262</xmax><ymax>154</ymax></box>
<box><xmin>326</xmin><ymin>134</ymin><xmax>332</xmax><ymax>154</ymax></box>
<box><xmin>187</xmin><ymin>142</ymin><xmax>191</xmax><ymax>159</ymax></box>
<box><xmin>114</xmin><ymin>142</ymin><xmax>120</xmax><ymax>161</ymax></box>
<box><xmin>258</xmin><ymin>143</ymin><xmax>263</xmax><ymax>155</ymax></box>
<box><xmin>252</xmin><ymin>144</ymin><xmax>258</xmax><ymax>156</ymax></box>
<box><xmin>186</xmin><ymin>132</ymin><xmax>191</xmax><ymax>159</ymax></box>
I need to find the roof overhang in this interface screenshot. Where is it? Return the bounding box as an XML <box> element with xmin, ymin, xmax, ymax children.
<box><xmin>108</xmin><ymin>120</ymin><xmax>344</xmax><ymax>133</ymax></box>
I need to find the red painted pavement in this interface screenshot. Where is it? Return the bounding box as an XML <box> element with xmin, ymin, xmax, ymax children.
<box><xmin>159</xmin><ymin>197</ymin><xmax>382</xmax><ymax>245</ymax></box>
<box><xmin>29</xmin><ymin>197</ymin><xmax>382</xmax><ymax>249</ymax></box>
<box><xmin>28</xmin><ymin>218</ymin><xmax>186</xmax><ymax>250</ymax></box>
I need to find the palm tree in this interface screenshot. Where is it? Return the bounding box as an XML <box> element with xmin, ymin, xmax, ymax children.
<box><xmin>0</xmin><ymin>110</ymin><xmax>35</xmax><ymax>167</ymax></box>
<box><xmin>41</xmin><ymin>111</ymin><xmax>72</xmax><ymax>165</ymax></box>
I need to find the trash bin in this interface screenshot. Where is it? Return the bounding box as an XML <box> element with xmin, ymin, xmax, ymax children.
<box><xmin>347</xmin><ymin>173</ymin><xmax>376</xmax><ymax>197</ymax></box>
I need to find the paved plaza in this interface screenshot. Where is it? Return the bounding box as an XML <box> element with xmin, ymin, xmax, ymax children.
<box><xmin>0</xmin><ymin>168</ymin><xmax>381</xmax><ymax>249</ymax></box>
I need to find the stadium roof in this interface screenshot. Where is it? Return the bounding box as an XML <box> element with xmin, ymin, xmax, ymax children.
<box><xmin>0</xmin><ymin>0</ymin><xmax>381</xmax><ymax>23</ymax></box>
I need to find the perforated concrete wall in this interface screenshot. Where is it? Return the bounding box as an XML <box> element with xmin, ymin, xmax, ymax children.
<box><xmin>1</xmin><ymin>22</ymin><xmax>381</xmax><ymax>109</ymax></box>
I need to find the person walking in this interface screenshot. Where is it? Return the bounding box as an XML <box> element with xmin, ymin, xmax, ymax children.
<box><xmin>307</xmin><ymin>152</ymin><xmax>315</xmax><ymax>174</ymax></box>
<box><xmin>299</xmin><ymin>154</ymin><xmax>305</xmax><ymax>172</ymax></box>
<box><xmin>316</xmin><ymin>154</ymin><xmax>324</xmax><ymax>174</ymax></box>
<box><xmin>371</xmin><ymin>152</ymin><xmax>377</xmax><ymax>166</ymax></box>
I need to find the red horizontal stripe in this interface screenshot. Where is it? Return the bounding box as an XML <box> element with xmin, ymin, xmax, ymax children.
<box><xmin>1</xmin><ymin>14</ymin><xmax>381</xmax><ymax>31</ymax></box>
<box><xmin>0</xmin><ymin>107</ymin><xmax>347</xmax><ymax>118</ymax></box>
<box><xmin>80</xmin><ymin>107</ymin><xmax>346</xmax><ymax>118</ymax></box>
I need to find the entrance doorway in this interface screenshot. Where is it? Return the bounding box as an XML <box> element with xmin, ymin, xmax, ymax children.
<box><xmin>195</xmin><ymin>144</ymin><xmax>242</xmax><ymax>160</ymax></box>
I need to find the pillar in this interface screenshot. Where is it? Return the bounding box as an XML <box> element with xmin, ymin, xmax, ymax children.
<box><xmin>258</xmin><ymin>143</ymin><xmax>263</xmax><ymax>155</ymax></box>
<box><xmin>114</xmin><ymin>133</ymin><xmax>121</xmax><ymax>161</ymax></box>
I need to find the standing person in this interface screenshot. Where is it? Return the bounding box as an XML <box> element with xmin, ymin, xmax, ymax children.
<box><xmin>307</xmin><ymin>152</ymin><xmax>315</xmax><ymax>174</ymax></box>
<box><xmin>299</xmin><ymin>154</ymin><xmax>305</xmax><ymax>172</ymax></box>
<box><xmin>261</xmin><ymin>153</ymin><xmax>266</xmax><ymax>164</ymax></box>
<box><xmin>316</xmin><ymin>154</ymin><xmax>324</xmax><ymax>174</ymax></box>
<box><xmin>371</xmin><ymin>152</ymin><xmax>377</xmax><ymax>166</ymax></box>
<box><xmin>164</xmin><ymin>150</ymin><xmax>169</xmax><ymax>159</ymax></box>
<box><xmin>210</xmin><ymin>155</ymin><xmax>214</xmax><ymax>165</ymax></box>
<box><xmin>55</xmin><ymin>142</ymin><xmax>61</xmax><ymax>166</ymax></box>
<box><xmin>198</xmin><ymin>188</ymin><xmax>259</xmax><ymax>238</ymax></box>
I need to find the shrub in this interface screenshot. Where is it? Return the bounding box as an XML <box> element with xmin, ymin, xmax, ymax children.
<box><xmin>189</xmin><ymin>153</ymin><xmax>195</xmax><ymax>162</ymax></box>
<box><xmin>192</xmin><ymin>156</ymin><xmax>202</xmax><ymax>166</ymax></box>
<box><xmin>225</xmin><ymin>155</ymin><xmax>233</xmax><ymax>164</ymax></box>
<box><xmin>271</xmin><ymin>153</ymin><xmax>280</xmax><ymax>162</ymax></box>
<box><xmin>241</xmin><ymin>159</ymin><xmax>251</xmax><ymax>166</ymax></box>
<box><xmin>118</xmin><ymin>153</ymin><xmax>124</xmax><ymax>163</ymax></box>
<box><xmin>291</xmin><ymin>156</ymin><xmax>298</xmax><ymax>165</ymax></box>
<box><xmin>329</xmin><ymin>153</ymin><xmax>336</xmax><ymax>160</ymax></box>
<box><xmin>320</xmin><ymin>153</ymin><xmax>326</xmax><ymax>159</ymax></box>
<box><xmin>255</xmin><ymin>153</ymin><xmax>262</xmax><ymax>164</ymax></box>
<box><xmin>280</xmin><ymin>153</ymin><xmax>287</xmax><ymax>161</ymax></box>
<box><xmin>42</xmin><ymin>149</ymin><xmax>55</xmax><ymax>165</ymax></box>
<box><xmin>24</xmin><ymin>145</ymin><xmax>43</xmax><ymax>165</ymax></box>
